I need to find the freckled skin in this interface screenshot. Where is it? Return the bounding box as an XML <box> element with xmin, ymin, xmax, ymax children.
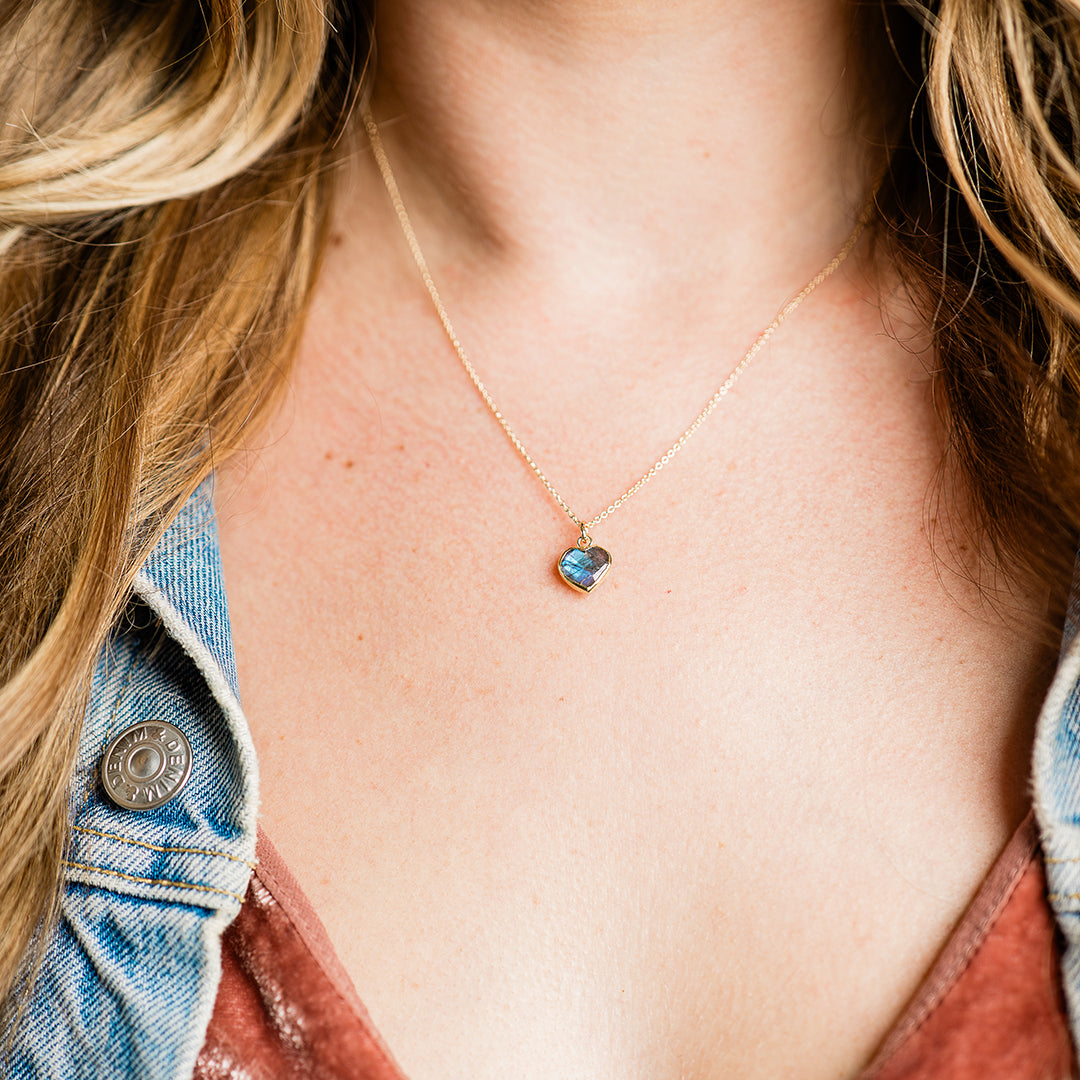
<box><xmin>213</xmin><ymin>3</ymin><xmax>1054</xmax><ymax>1078</ymax></box>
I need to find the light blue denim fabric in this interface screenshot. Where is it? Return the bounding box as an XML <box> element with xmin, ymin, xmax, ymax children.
<box><xmin>6</xmin><ymin>478</ymin><xmax>1080</xmax><ymax>1077</ymax></box>
<box><xmin>3</xmin><ymin>482</ymin><xmax>258</xmax><ymax>1080</ymax></box>
<box><xmin>1035</xmin><ymin>592</ymin><xmax>1080</xmax><ymax>1037</ymax></box>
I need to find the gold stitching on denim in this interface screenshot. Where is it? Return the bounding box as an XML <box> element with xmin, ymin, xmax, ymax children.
<box><xmin>69</xmin><ymin>825</ymin><xmax>256</xmax><ymax>868</ymax></box>
<box><xmin>1046</xmin><ymin>892</ymin><xmax>1080</xmax><ymax>903</ymax></box>
<box><xmin>63</xmin><ymin>860</ymin><xmax>246</xmax><ymax>903</ymax></box>
<box><xmin>1044</xmin><ymin>856</ymin><xmax>1080</xmax><ymax>864</ymax></box>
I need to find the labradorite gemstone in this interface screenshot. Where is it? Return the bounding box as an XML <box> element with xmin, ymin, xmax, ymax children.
<box><xmin>557</xmin><ymin>545</ymin><xmax>612</xmax><ymax>593</ymax></box>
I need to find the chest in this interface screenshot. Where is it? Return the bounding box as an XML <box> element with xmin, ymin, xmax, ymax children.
<box><xmin>214</xmin><ymin>275</ymin><xmax>1048</xmax><ymax>1080</ymax></box>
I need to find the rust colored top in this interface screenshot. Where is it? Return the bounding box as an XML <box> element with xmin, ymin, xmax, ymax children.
<box><xmin>194</xmin><ymin>815</ymin><xmax>1078</xmax><ymax>1080</ymax></box>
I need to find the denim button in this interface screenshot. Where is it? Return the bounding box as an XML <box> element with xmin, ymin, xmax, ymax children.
<box><xmin>102</xmin><ymin>721</ymin><xmax>193</xmax><ymax>810</ymax></box>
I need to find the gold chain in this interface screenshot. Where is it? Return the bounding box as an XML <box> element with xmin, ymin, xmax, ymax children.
<box><xmin>364</xmin><ymin>112</ymin><xmax>862</xmax><ymax>541</ymax></box>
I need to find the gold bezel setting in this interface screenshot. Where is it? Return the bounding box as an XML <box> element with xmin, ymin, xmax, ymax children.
<box><xmin>557</xmin><ymin>545</ymin><xmax>612</xmax><ymax>593</ymax></box>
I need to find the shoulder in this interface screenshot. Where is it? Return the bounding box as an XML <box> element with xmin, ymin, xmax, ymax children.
<box><xmin>3</xmin><ymin>481</ymin><xmax>258</xmax><ymax>1080</ymax></box>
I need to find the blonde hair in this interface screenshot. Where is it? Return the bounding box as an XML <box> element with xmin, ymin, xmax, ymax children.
<box><xmin>0</xmin><ymin>0</ymin><xmax>368</xmax><ymax>1016</ymax></box>
<box><xmin>3</xmin><ymin>0</ymin><xmax>1080</xmax><ymax>1031</ymax></box>
<box><xmin>863</xmin><ymin>0</ymin><xmax>1080</xmax><ymax>594</ymax></box>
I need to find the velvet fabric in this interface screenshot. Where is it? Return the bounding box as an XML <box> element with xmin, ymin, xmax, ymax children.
<box><xmin>195</xmin><ymin>815</ymin><xmax>1077</xmax><ymax>1079</ymax></box>
<box><xmin>863</xmin><ymin>813</ymin><xmax>1076</xmax><ymax>1079</ymax></box>
<box><xmin>194</xmin><ymin>828</ymin><xmax>403</xmax><ymax>1080</ymax></box>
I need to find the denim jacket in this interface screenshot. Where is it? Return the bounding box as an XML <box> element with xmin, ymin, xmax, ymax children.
<box><xmin>6</xmin><ymin>479</ymin><xmax>1080</xmax><ymax>1077</ymax></box>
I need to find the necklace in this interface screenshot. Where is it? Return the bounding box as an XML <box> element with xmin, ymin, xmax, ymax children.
<box><xmin>364</xmin><ymin>112</ymin><xmax>862</xmax><ymax>594</ymax></box>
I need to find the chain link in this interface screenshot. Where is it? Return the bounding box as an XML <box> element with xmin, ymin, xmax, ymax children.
<box><xmin>365</xmin><ymin>112</ymin><xmax>862</xmax><ymax>534</ymax></box>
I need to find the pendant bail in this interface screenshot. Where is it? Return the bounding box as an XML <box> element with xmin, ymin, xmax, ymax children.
<box><xmin>577</xmin><ymin>525</ymin><xmax>592</xmax><ymax>550</ymax></box>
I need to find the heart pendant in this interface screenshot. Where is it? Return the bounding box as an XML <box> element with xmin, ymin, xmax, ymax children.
<box><xmin>557</xmin><ymin>545</ymin><xmax>612</xmax><ymax>593</ymax></box>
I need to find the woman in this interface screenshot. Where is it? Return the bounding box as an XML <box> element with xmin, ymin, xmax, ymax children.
<box><xmin>3</xmin><ymin>0</ymin><xmax>1080</xmax><ymax>1076</ymax></box>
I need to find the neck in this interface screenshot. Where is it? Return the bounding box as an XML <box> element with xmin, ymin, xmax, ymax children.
<box><xmin>367</xmin><ymin>0</ymin><xmax>869</xmax><ymax>302</ymax></box>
